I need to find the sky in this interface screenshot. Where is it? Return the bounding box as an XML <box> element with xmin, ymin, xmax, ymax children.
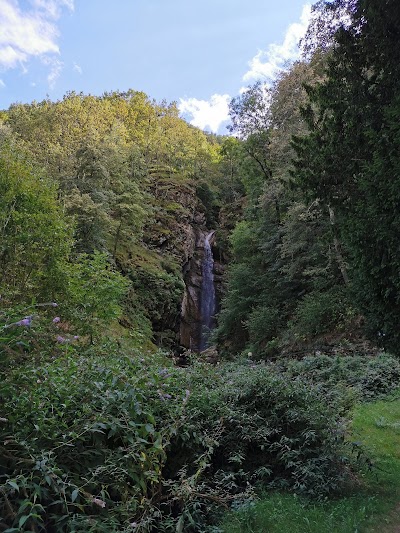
<box><xmin>0</xmin><ymin>0</ymin><xmax>312</xmax><ymax>134</ymax></box>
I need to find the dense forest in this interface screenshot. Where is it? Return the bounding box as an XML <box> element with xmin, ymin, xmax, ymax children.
<box><xmin>1</xmin><ymin>0</ymin><xmax>400</xmax><ymax>531</ymax></box>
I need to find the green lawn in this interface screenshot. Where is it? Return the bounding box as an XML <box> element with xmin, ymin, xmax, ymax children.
<box><xmin>219</xmin><ymin>392</ymin><xmax>400</xmax><ymax>533</ymax></box>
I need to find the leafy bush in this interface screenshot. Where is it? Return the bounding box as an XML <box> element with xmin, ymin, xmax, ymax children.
<box><xmin>179</xmin><ymin>363</ymin><xmax>354</xmax><ymax>496</ymax></box>
<box><xmin>0</xmin><ymin>352</ymin><xmax>359</xmax><ymax>532</ymax></box>
<box><xmin>288</xmin><ymin>287</ymin><xmax>354</xmax><ymax>340</ymax></box>
<box><xmin>277</xmin><ymin>353</ymin><xmax>400</xmax><ymax>401</ymax></box>
<box><xmin>63</xmin><ymin>251</ymin><xmax>130</xmax><ymax>343</ymax></box>
<box><xmin>0</xmin><ymin>349</ymin><xmax>186</xmax><ymax>532</ymax></box>
<box><xmin>246</xmin><ymin>305</ymin><xmax>282</xmax><ymax>355</ymax></box>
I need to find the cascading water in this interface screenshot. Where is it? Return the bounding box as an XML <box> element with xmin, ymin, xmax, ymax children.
<box><xmin>199</xmin><ymin>231</ymin><xmax>216</xmax><ymax>351</ymax></box>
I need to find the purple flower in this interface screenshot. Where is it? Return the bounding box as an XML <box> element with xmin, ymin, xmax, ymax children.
<box><xmin>73</xmin><ymin>335</ymin><xmax>79</xmax><ymax>340</ymax></box>
<box><xmin>15</xmin><ymin>316</ymin><xmax>33</xmax><ymax>327</ymax></box>
<box><xmin>52</xmin><ymin>316</ymin><xmax>61</xmax><ymax>324</ymax></box>
<box><xmin>92</xmin><ymin>497</ymin><xmax>106</xmax><ymax>508</ymax></box>
<box><xmin>56</xmin><ymin>335</ymin><xmax>67</xmax><ymax>343</ymax></box>
<box><xmin>158</xmin><ymin>391</ymin><xmax>172</xmax><ymax>401</ymax></box>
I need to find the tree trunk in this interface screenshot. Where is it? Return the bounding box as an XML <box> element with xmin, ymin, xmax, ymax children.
<box><xmin>328</xmin><ymin>205</ymin><xmax>349</xmax><ymax>286</ymax></box>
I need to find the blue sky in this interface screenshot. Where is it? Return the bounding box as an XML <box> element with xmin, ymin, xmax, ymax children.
<box><xmin>0</xmin><ymin>0</ymin><xmax>311</xmax><ymax>133</ymax></box>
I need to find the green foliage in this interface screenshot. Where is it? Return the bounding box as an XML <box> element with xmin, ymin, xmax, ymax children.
<box><xmin>63</xmin><ymin>251</ymin><xmax>130</xmax><ymax>343</ymax></box>
<box><xmin>0</xmin><ymin>349</ymin><xmax>183</xmax><ymax>532</ymax></box>
<box><xmin>0</xmin><ymin>140</ymin><xmax>72</xmax><ymax>303</ymax></box>
<box><xmin>128</xmin><ymin>261</ymin><xmax>184</xmax><ymax>347</ymax></box>
<box><xmin>276</xmin><ymin>353</ymin><xmax>400</xmax><ymax>401</ymax></box>
<box><xmin>246</xmin><ymin>306</ymin><xmax>282</xmax><ymax>356</ymax></box>
<box><xmin>0</xmin><ymin>349</ymin><xmax>365</xmax><ymax>532</ymax></box>
<box><xmin>0</xmin><ymin>302</ymin><xmax>61</xmax><ymax>367</ymax></box>
<box><xmin>4</xmin><ymin>91</ymin><xmax>225</xmax><ymax>349</ymax></box>
<box><xmin>169</xmin><ymin>361</ymin><xmax>356</xmax><ymax>503</ymax></box>
<box><xmin>216</xmin><ymin>57</ymin><xmax>349</xmax><ymax>358</ymax></box>
<box><xmin>221</xmin><ymin>391</ymin><xmax>400</xmax><ymax>533</ymax></box>
<box><xmin>288</xmin><ymin>286</ymin><xmax>354</xmax><ymax>340</ymax></box>
<box><xmin>292</xmin><ymin>0</ymin><xmax>400</xmax><ymax>353</ymax></box>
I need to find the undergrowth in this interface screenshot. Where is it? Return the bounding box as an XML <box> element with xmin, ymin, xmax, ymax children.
<box><xmin>1</xmin><ymin>315</ymin><xmax>398</xmax><ymax>532</ymax></box>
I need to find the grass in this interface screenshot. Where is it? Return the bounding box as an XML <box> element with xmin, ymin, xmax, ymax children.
<box><xmin>219</xmin><ymin>390</ymin><xmax>400</xmax><ymax>533</ymax></box>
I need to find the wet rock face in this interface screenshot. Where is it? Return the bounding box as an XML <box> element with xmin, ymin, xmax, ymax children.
<box><xmin>180</xmin><ymin>228</ymin><xmax>205</xmax><ymax>351</ymax></box>
<box><xmin>179</xmin><ymin>230</ymin><xmax>225</xmax><ymax>351</ymax></box>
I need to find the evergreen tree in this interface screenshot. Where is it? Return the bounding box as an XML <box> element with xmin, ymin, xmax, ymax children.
<box><xmin>293</xmin><ymin>0</ymin><xmax>400</xmax><ymax>353</ymax></box>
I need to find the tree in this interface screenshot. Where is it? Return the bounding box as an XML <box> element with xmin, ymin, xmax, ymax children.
<box><xmin>293</xmin><ymin>0</ymin><xmax>400</xmax><ymax>353</ymax></box>
<box><xmin>63</xmin><ymin>251</ymin><xmax>129</xmax><ymax>344</ymax></box>
<box><xmin>0</xmin><ymin>137</ymin><xmax>72</xmax><ymax>303</ymax></box>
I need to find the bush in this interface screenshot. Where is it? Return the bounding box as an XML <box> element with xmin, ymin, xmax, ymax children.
<box><xmin>168</xmin><ymin>362</ymin><xmax>355</xmax><ymax>501</ymax></box>
<box><xmin>0</xmin><ymin>352</ymin><xmax>359</xmax><ymax>532</ymax></box>
<box><xmin>0</xmin><ymin>349</ymin><xmax>184</xmax><ymax>532</ymax></box>
<box><xmin>288</xmin><ymin>287</ymin><xmax>354</xmax><ymax>340</ymax></box>
<box><xmin>278</xmin><ymin>353</ymin><xmax>400</xmax><ymax>401</ymax></box>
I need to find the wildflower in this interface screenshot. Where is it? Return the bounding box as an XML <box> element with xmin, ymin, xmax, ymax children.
<box><xmin>92</xmin><ymin>497</ymin><xmax>106</xmax><ymax>508</ymax></box>
<box><xmin>52</xmin><ymin>316</ymin><xmax>61</xmax><ymax>324</ymax></box>
<box><xmin>158</xmin><ymin>391</ymin><xmax>171</xmax><ymax>400</ymax></box>
<box><xmin>56</xmin><ymin>335</ymin><xmax>67</xmax><ymax>343</ymax></box>
<box><xmin>73</xmin><ymin>335</ymin><xmax>79</xmax><ymax>340</ymax></box>
<box><xmin>15</xmin><ymin>316</ymin><xmax>33</xmax><ymax>327</ymax></box>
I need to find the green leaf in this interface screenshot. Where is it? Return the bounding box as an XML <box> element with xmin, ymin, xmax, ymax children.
<box><xmin>176</xmin><ymin>515</ymin><xmax>184</xmax><ymax>533</ymax></box>
<box><xmin>7</xmin><ymin>480</ymin><xmax>19</xmax><ymax>492</ymax></box>
<box><xmin>18</xmin><ymin>515</ymin><xmax>29</xmax><ymax>528</ymax></box>
<box><xmin>71</xmin><ymin>488</ymin><xmax>79</xmax><ymax>502</ymax></box>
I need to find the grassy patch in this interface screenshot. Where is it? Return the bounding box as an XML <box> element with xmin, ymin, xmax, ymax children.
<box><xmin>219</xmin><ymin>391</ymin><xmax>400</xmax><ymax>533</ymax></box>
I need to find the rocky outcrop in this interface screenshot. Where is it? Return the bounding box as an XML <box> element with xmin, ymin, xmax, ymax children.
<box><xmin>139</xmin><ymin>167</ymin><xmax>225</xmax><ymax>351</ymax></box>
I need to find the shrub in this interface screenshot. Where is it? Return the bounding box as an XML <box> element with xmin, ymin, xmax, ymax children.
<box><xmin>168</xmin><ymin>362</ymin><xmax>356</xmax><ymax>501</ymax></box>
<box><xmin>288</xmin><ymin>286</ymin><xmax>354</xmax><ymax>340</ymax></box>
<box><xmin>0</xmin><ymin>353</ymin><xmax>359</xmax><ymax>532</ymax></box>
<box><xmin>0</xmin><ymin>350</ymin><xmax>184</xmax><ymax>532</ymax></box>
<box><xmin>279</xmin><ymin>353</ymin><xmax>400</xmax><ymax>401</ymax></box>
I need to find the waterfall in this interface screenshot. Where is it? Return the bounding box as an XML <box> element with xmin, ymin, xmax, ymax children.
<box><xmin>199</xmin><ymin>231</ymin><xmax>216</xmax><ymax>351</ymax></box>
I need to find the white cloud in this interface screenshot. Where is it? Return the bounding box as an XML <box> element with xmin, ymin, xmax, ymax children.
<box><xmin>31</xmin><ymin>0</ymin><xmax>74</xmax><ymax>19</ymax></box>
<box><xmin>243</xmin><ymin>4</ymin><xmax>311</xmax><ymax>82</ymax></box>
<box><xmin>0</xmin><ymin>0</ymin><xmax>73</xmax><ymax>85</ymax></box>
<box><xmin>178</xmin><ymin>93</ymin><xmax>230</xmax><ymax>134</ymax></box>
<box><xmin>0</xmin><ymin>78</ymin><xmax>5</xmax><ymax>87</ymax></box>
<box><xmin>42</xmin><ymin>55</ymin><xmax>63</xmax><ymax>88</ymax></box>
<box><xmin>73</xmin><ymin>61</ymin><xmax>82</xmax><ymax>74</ymax></box>
<box><xmin>179</xmin><ymin>3</ymin><xmax>312</xmax><ymax>134</ymax></box>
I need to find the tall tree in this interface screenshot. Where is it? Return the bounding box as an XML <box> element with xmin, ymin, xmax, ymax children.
<box><xmin>293</xmin><ymin>0</ymin><xmax>400</xmax><ymax>352</ymax></box>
